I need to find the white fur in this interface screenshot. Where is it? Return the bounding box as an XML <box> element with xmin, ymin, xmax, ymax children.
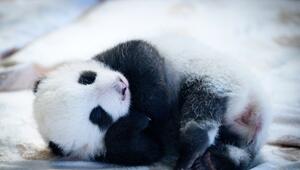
<box><xmin>207</xmin><ymin>126</ymin><xmax>219</xmax><ymax>145</ymax></box>
<box><xmin>33</xmin><ymin>60</ymin><xmax>131</xmax><ymax>159</ymax></box>
<box><xmin>224</xmin><ymin>78</ymin><xmax>272</xmax><ymax>151</ymax></box>
<box><xmin>227</xmin><ymin>145</ymin><xmax>250</xmax><ymax>166</ymax></box>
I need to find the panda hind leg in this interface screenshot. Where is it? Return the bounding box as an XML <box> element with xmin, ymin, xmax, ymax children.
<box><xmin>175</xmin><ymin>76</ymin><xmax>228</xmax><ymax>170</ymax></box>
<box><xmin>190</xmin><ymin>144</ymin><xmax>251</xmax><ymax>170</ymax></box>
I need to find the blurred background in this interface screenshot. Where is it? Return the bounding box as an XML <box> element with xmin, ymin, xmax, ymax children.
<box><xmin>0</xmin><ymin>0</ymin><xmax>299</xmax><ymax>169</ymax></box>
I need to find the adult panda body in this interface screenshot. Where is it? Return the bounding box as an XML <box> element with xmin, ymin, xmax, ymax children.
<box><xmin>33</xmin><ymin>35</ymin><xmax>271</xmax><ymax>170</ymax></box>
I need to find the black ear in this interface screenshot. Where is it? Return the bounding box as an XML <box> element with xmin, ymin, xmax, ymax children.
<box><xmin>33</xmin><ymin>78</ymin><xmax>44</xmax><ymax>93</ymax></box>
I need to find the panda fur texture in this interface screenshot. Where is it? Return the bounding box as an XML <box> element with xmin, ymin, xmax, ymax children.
<box><xmin>33</xmin><ymin>36</ymin><xmax>271</xmax><ymax>170</ymax></box>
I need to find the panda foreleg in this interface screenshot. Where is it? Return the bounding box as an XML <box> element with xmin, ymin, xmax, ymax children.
<box><xmin>175</xmin><ymin>77</ymin><xmax>228</xmax><ymax>170</ymax></box>
<box><xmin>102</xmin><ymin>111</ymin><xmax>162</xmax><ymax>165</ymax></box>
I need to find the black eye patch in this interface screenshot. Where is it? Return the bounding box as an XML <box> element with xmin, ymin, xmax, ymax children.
<box><xmin>78</xmin><ymin>71</ymin><xmax>97</xmax><ymax>85</ymax></box>
<box><xmin>89</xmin><ymin>106</ymin><xmax>113</xmax><ymax>131</ymax></box>
<box><xmin>49</xmin><ymin>141</ymin><xmax>64</xmax><ymax>156</ymax></box>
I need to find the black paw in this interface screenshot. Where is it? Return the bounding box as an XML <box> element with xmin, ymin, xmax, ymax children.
<box><xmin>189</xmin><ymin>149</ymin><xmax>240</xmax><ymax>170</ymax></box>
<box><xmin>129</xmin><ymin>112</ymin><xmax>151</xmax><ymax>131</ymax></box>
<box><xmin>175</xmin><ymin>122</ymin><xmax>210</xmax><ymax>170</ymax></box>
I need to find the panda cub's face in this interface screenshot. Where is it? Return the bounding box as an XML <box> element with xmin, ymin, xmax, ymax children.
<box><xmin>33</xmin><ymin>60</ymin><xmax>130</xmax><ymax>159</ymax></box>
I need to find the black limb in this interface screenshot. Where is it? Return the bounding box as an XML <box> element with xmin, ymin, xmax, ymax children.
<box><xmin>175</xmin><ymin>121</ymin><xmax>210</xmax><ymax>170</ymax></box>
<box><xmin>190</xmin><ymin>144</ymin><xmax>251</xmax><ymax>170</ymax></box>
<box><xmin>100</xmin><ymin>111</ymin><xmax>162</xmax><ymax>165</ymax></box>
<box><xmin>176</xmin><ymin>76</ymin><xmax>228</xmax><ymax>170</ymax></box>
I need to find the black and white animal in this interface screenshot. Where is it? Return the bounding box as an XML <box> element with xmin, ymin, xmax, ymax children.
<box><xmin>33</xmin><ymin>35</ymin><xmax>271</xmax><ymax>170</ymax></box>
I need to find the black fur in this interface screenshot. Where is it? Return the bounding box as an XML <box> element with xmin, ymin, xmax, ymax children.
<box><xmin>78</xmin><ymin>70</ymin><xmax>97</xmax><ymax>85</ymax></box>
<box><xmin>175</xmin><ymin>122</ymin><xmax>210</xmax><ymax>170</ymax></box>
<box><xmin>217</xmin><ymin>125</ymin><xmax>245</xmax><ymax>147</ymax></box>
<box><xmin>175</xmin><ymin>76</ymin><xmax>228</xmax><ymax>170</ymax></box>
<box><xmin>49</xmin><ymin>141</ymin><xmax>64</xmax><ymax>156</ymax></box>
<box><xmin>95</xmin><ymin>111</ymin><xmax>162</xmax><ymax>165</ymax></box>
<box><xmin>179</xmin><ymin>76</ymin><xmax>228</xmax><ymax>125</ymax></box>
<box><xmin>89</xmin><ymin>105</ymin><xmax>113</xmax><ymax>131</ymax></box>
<box><xmin>93</xmin><ymin>40</ymin><xmax>171</xmax><ymax>165</ymax></box>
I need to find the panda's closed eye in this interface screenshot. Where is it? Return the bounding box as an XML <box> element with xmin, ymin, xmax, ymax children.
<box><xmin>78</xmin><ymin>71</ymin><xmax>97</xmax><ymax>85</ymax></box>
<box><xmin>49</xmin><ymin>141</ymin><xmax>64</xmax><ymax>156</ymax></box>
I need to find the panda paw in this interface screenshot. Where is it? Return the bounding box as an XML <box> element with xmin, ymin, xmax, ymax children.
<box><xmin>129</xmin><ymin>112</ymin><xmax>151</xmax><ymax>131</ymax></box>
<box><xmin>189</xmin><ymin>146</ymin><xmax>247</xmax><ymax>170</ymax></box>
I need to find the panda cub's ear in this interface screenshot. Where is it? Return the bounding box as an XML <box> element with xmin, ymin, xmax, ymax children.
<box><xmin>33</xmin><ymin>78</ymin><xmax>44</xmax><ymax>93</ymax></box>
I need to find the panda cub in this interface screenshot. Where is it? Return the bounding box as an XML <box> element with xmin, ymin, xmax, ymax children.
<box><xmin>33</xmin><ymin>36</ymin><xmax>271</xmax><ymax>170</ymax></box>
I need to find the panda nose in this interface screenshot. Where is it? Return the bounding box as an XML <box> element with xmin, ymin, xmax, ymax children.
<box><xmin>115</xmin><ymin>77</ymin><xmax>128</xmax><ymax>97</ymax></box>
<box><xmin>118</xmin><ymin>76</ymin><xmax>129</xmax><ymax>87</ymax></box>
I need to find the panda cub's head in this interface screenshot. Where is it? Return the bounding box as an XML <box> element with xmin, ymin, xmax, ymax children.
<box><xmin>33</xmin><ymin>60</ymin><xmax>130</xmax><ymax>159</ymax></box>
